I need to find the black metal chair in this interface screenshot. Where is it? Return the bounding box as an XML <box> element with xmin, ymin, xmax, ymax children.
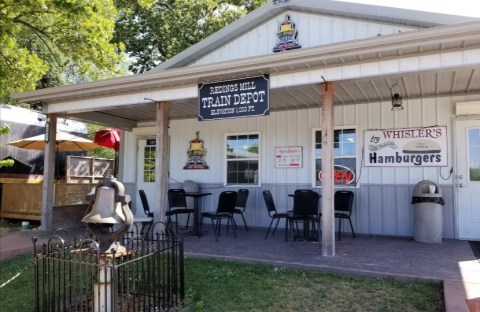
<box><xmin>233</xmin><ymin>189</ymin><xmax>249</xmax><ymax>231</ymax></box>
<box><xmin>136</xmin><ymin>190</ymin><xmax>154</xmax><ymax>237</ymax></box>
<box><xmin>263</xmin><ymin>190</ymin><xmax>291</xmax><ymax>240</ymax></box>
<box><xmin>294</xmin><ymin>189</ymin><xmax>315</xmax><ymax>194</ymax></box>
<box><xmin>334</xmin><ymin>190</ymin><xmax>355</xmax><ymax>241</ymax></box>
<box><xmin>287</xmin><ymin>190</ymin><xmax>320</xmax><ymax>244</ymax></box>
<box><xmin>201</xmin><ymin>191</ymin><xmax>237</xmax><ymax>242</ymax></box>
<box><xmin>292</xmin><ymin>189</ymin><xmax>318</xmax><ymax>232</ymax></box>
<box><xmin>167</xmin><ymin>189</ymin><xmax>194</xmax><ymax>233</ymax></box>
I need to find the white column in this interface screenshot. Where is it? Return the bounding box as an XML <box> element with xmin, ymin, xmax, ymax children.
<box><xmin>41</xmin><ymin>113</ymin><xmax>56</xmax><ymax>231</ymax></box>
<box><xmin>94</xmin><ymin>259</ymin><xmax>112</xmax><ymax>312</ymax></box>
<box><xmin>155</xmin><ymin>101</ymin><xmax>169</xmax><ymax>223</ymax></box>
<box><xmin>321</xmin><ymin>82</ymin><xmax>335</xmax><ymax>257</ymax></box>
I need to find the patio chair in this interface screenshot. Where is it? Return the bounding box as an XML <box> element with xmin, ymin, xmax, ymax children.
<box><xmin>294</xmin><ymin>189</ymin><xmax>315</xmax><ymax>194</ymax></box>
<box><xmin>201</xmin><ymin>191</ymin><xmax>238</xmax><ymax>242</ymax></box>
<box><xmin>136</xmin><ymin>190</ymin><xmax>154</xmax><ymax>237</ymax></box>
<box><xmin>167</xmin><ymin>189</ymin><xmax>194</xmax><ymax>233</ymax></box>
<box><xmin>290</xmin><ymin>189</ymin><xmax>318</xmax><ymax>234</ymax></box>
<box><xmin>263</xmin><ymin>190</ymin><xmax>291</xmax><ymax>241</ymax></box>
<box><xmin>233</xmin><ymin>189</ymin><xmax>249</xmax><ymax>231</ymax></box>
<box><xmin>334</xmin><ymin>190</ymin><xmax>355</xmax><ymax>241</ymax></box>
<box><xmin>287</xmin><ymin>190</ymin><xmax>320</xmax><ymax>244</ymax></box>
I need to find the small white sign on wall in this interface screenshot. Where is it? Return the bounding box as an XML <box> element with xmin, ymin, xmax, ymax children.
<box><xmin>275</xmin><ymin>146</ymin><xmax>302</xmax><ymax>168</ymax></box>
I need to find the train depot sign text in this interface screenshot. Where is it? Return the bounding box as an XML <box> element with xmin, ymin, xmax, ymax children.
<box><xmin>198</xmin><ymin>75</ymin><xmax>269</xmax><ymax>121</ymax></box>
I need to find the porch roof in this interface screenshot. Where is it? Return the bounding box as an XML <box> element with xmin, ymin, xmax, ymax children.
<box><xmin>11</xmin><ymin>20</ymin><xmax>480</xmax><ymax>130</ymax></box>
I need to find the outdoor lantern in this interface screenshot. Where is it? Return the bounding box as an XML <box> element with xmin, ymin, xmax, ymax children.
<box><xmin>390</xmin><ymin>82</ymin><xmax>404</xmax><ymax>111</ymax></box>
<box><xmin>44</xmin><ymin>121</ymin><xmax>50</xmax><ymax>143</ymax></box>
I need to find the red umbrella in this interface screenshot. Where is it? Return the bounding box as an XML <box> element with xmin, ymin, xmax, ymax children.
<box><xmin>93</xmin><ymin>128</ymin><xmax>120</xmax><ymax>151</ymax></box>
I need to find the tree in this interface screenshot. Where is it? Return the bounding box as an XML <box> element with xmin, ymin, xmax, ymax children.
<box><xmin>114</xmin><ymin>0</ymin><xmax>267</xmax><ymax>74</ymax></box>
<box><xmin>0</xmin><ymin>0</ymin><xmax>126</xmax><ymax>102</ymax></box>
<box><xmin>0</xmin><ymin>125</ymin><xmax>14</xmax><ymax>168</ymax></box>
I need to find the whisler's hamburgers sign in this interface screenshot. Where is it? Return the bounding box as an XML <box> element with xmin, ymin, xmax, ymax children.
<box><xmin>364</xmin><ymin>126</ymin><xmax>448</xmax><ymax>167</ymax></box>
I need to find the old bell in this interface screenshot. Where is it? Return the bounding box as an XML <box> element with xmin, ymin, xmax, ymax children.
<box><xmin>82</xmin><ymin>174</ymin><xmax>133</xmax><ymax>253</ymax></box>
<box><xmin>82</xmin><ymin>186</ymin><xmax>127</xmax><ymax>224</ymax></box>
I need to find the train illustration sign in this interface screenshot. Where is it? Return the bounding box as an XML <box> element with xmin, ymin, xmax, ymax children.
<box><xmin>364</xmin><ymin>126</ymin><xmax>448</xmax><ymax>167</ymax></box>
<box><xmin>198</xmin><ymin>75</ymin><xmax>269</xmax><ymax>121</ymax></box>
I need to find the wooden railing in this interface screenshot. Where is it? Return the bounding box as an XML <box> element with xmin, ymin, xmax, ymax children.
<box><xmin>0</xmin><ymin>183</ymin><xmax>95</xmax><ymax>221</ymax></box>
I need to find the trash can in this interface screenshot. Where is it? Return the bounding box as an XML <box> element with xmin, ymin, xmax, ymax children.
<box><xmin>411</xmin><ymin>180</ymin><xmax>445</xmax><ymax>243</ymax></box>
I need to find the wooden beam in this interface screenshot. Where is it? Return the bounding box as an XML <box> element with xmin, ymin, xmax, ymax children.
<box><xmin>321</xmin><ymin>82</ymin><xmax>335</xmax><ymax>257</ymax></box>
<box><xmin>71</xmin><ymin>111</ymin><xmax>138</xmax><ymax>130</ymax></box>
<box><xmin>41</xmin><ymin>113</ymin><xmax>57</xmax><ymax>231</ymax></box>
<box><xmin>155</xmin><ymin>102</ymin><xmax>170</xmax><ymax>224</ymax></box>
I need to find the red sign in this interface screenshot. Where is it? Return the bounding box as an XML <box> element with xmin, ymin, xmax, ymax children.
<box><xmin>318</xmin><ymin>165</ymin><xmax>356</xmax><ymax>185</ymax></box>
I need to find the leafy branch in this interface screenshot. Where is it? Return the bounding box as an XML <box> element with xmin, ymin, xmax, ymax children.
<box><xmin>0</xmin><ymin>125</ymin><xmax>14</xmax><ymax>168</ymax></box>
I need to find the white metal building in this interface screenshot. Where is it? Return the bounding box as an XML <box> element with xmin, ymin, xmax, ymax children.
<box><xmin>11</xmin><ymin>0</ymin><xmax>480</xmax><ymax>252</ymax></box>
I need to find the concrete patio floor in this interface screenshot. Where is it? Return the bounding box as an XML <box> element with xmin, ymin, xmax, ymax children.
<box><xmin>181</xmin><ymin>227</ymin><xmax>472</xmax><ymax>281</ymax></box>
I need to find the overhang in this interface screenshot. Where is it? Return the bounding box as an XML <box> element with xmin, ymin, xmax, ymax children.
<box><xmin>11</xmin><ymin>21</ymin><xmax>480</xmax><ymax>130</ymax></box>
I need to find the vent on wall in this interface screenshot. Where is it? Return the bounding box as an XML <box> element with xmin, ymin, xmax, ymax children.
<box><xmin>455</xmin><ymin>101</ymin><xmax>480</xmax><ymax>116</ymax></box>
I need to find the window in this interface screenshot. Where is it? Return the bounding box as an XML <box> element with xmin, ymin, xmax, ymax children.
<box><xmin>226</xmin><ymin>133</ymin><xmax>260</xmax><ymax>185</ymax></box>
<box><xmin>314</xmin><ymin>128</ymin><xmax>357</xmax><ymax>187</ymax></box>
<box><xmin>143</xmin><ymin>140</ymin><xmax>156</xmax><ymax>182</ymax></box>
<box><xmin>468</xmin><ymin>128</ymin><xmax>480</xmax><ymax>181</ymax></box>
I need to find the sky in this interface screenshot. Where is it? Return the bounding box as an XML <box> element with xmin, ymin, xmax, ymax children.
<box><xmin>337</xmin><ymin>0</ymin><xmax>480</xmax><ymax>18</ymax></box>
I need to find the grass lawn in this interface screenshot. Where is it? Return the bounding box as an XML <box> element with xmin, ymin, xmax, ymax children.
<box><xmin>0</xmin><ymin>253</ymin><xmax>443</xmax><ymax>311</ymax></box>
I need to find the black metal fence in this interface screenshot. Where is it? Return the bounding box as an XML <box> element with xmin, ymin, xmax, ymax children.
<box><xmin>33</xmin><ymin>225</ymin><xmax>184</xmax><ymax>311</ymax></box>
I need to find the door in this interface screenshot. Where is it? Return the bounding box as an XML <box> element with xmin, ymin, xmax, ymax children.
<box><xmin>136</xmin><ymin>139</ymin><xmax>156</xmax><ymax>217</ymax></box>
<box><xmin>455</xmin><ymin>119</ymin><xmax>480</xmax><ymax>240</ymax></box>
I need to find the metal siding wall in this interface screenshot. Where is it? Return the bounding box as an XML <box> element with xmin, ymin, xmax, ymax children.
<box><xmin>366</xmin><ymin>185</ymin><xmax>383</xmax><ymax>234</ymax></box>
<box><xmin>170</xmin><ymin>98</ymin><xmax>462</xmax><ymax>185</ymax></box>
<box><xmin>119</xmin><ymin>131</ymin><xmax>137</xmax><ymax>183</ymax></box>
<box><xmin>182</xmin><ymin>183</ymin><xmax>454</xmax><ymax>238</ymax></box>
<box><xmin>123</xmin><ymin>182</ymin><xmax>137</xmax><ymax>214</ymax></box>
<box><xmin>442</xmin><ymin>186</ymin><xmax>455</xmax><ymax>238</ymax></box>
<box><xmin>193</xmin><ymin>12</ymin><xmax>416</xmax><ymax>66</ymax></box>
<box><xmin>381</xmin><ymin>187</ymin><xmax>397</xmax><ymax>235</ymax></box>
<box><xmin>395</xmin><ymin>186</ymin><xmax>413</xmax><ymax>236</ymax></box>
<box><xmin>162</xmin><ymin>94</ymin><xmax>480</xmax><ymax>237</ymax></box>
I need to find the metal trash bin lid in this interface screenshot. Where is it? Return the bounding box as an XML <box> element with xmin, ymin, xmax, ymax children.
<box><xmin>412</xmin><ymin>180</ymin><xmax>443</xmax><ymax>197</ymax></box>
<box><xmin>412</xmin><ymin>180</ymin><xmax>444</xmax><ymax>205</ymax></box>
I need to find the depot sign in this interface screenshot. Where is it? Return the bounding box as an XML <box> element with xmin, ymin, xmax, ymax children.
<box><xmin>198</xmin><ymin>75</ymin><xmax>270</xmax><ymax>121</ymax></box>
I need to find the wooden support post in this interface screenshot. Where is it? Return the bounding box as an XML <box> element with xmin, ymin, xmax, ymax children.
<box><xmin>321</xmin><ymin>82</ymin><xmax>335</xmax><ymax>257</ymax></box>
<box><xmin>41</xmin><ymin>113</ymin><xmax>57</xmax><ymax>231</ymax></box>
<box><xmin>155</xmin><ymin>101</ymin><xmax>170</xmax><ymax>223</ymax></box>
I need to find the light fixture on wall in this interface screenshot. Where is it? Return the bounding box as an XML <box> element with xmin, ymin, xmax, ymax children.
<box><xmin>390</xmin><ymin>82</ymin><xmax>403</xmax><ymax>111</ymax></box>
<box><xmin>45</xmin><ymin>120</ymin><xmax>50</xmax><ymax>143</ymax></box>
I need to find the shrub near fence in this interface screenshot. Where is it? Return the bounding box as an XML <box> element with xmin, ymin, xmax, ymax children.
<box><xmin>33</xmin><ymin>228</ymin><xmax>184</xmax><ymax>312</ymax></box>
